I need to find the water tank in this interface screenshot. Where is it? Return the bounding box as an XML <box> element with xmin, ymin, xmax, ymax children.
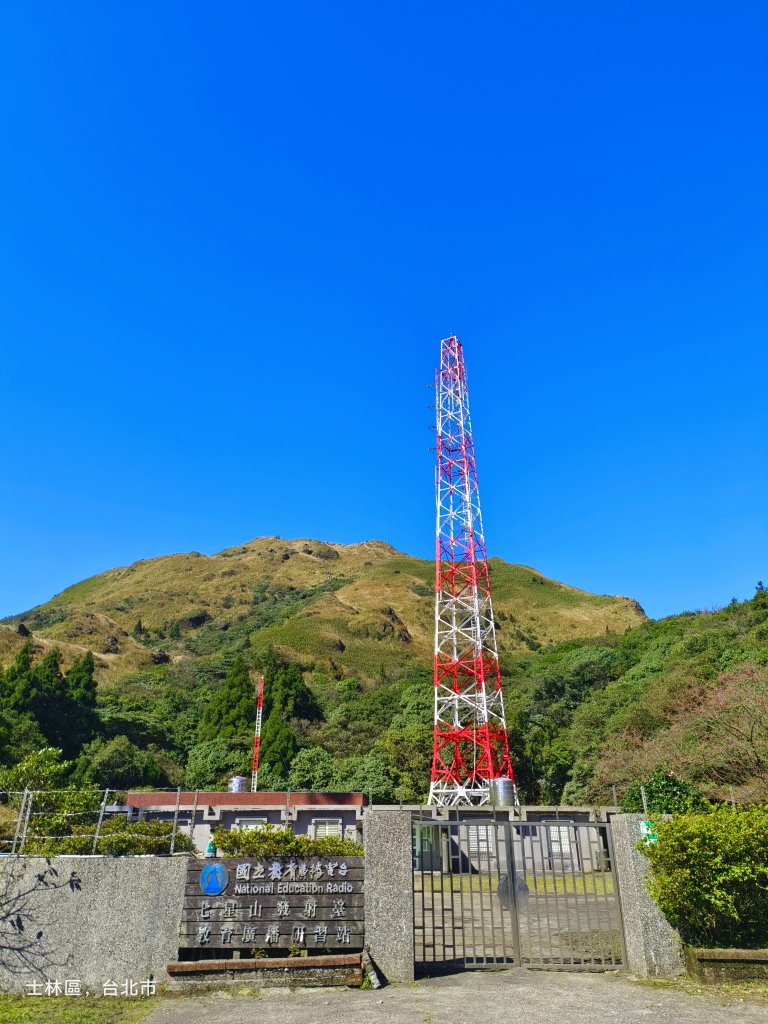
<box><xmin>227</xmin><ymin>775</ymin><xmax>247</xmax><ymax>793</ymax></box>
<box><xmin>488</xmin><ymin>777</ymin><xmax>518</xmax><ymax>808</ymax></box>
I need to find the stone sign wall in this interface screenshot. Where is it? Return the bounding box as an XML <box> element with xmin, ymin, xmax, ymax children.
<box><xmin>0</xmin><ymin>855</ymin><xmax>188</xmax><ymax>995</ymax></box>
<box><xmin>180</xmin><ymin>857</ymin><xmax>364</xmax><ymax>953</ymax></box>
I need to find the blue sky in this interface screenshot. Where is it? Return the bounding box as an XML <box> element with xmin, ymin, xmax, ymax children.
<box><xmin>1</xmin><ymin>4</ymin><xmax>766</xmax><ymax>620</ymax></box>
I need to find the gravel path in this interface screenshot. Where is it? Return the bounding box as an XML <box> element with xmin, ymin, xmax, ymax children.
<box><xmin>144</xmin><ymin>970</ymin><xmax>767</xmax><ymax>1024</ymax></box>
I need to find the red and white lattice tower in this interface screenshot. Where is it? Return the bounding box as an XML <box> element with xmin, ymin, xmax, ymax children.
<box><xmin>428</xmin><ymin>336</ymin><xmax>516</xmax><ymax>806</ymax></box>
<box><xmin>251</xmin><ymin>675</ymin><xmax>265</xmax><ymax>793</ymax></box>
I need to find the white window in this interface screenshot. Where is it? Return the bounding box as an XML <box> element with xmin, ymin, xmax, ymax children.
<box><xmin>312</xmin><ymin>818</ymin><xmax>343</xmax><ymax>839</ymax></box>
<box><xmin>548</xmin><ymin>825</ymin><xmax>573</xmax><ymax>857</ymax></box>
<box><xmin>236</xmin><ymin>817</ymin><xmax>268</xmax><ymax>831</ymax></box>
<box><xmin>468</xmin><ymin>825</ymin><xmax>495</xmax><ymax>856</ymax></box>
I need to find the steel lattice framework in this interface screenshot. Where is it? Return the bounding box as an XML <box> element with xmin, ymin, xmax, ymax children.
<box><xmin>428</xmin><ymin>336</ymin><xmax>516</xmax><ymax>806</ymax></box>
<box><xmin>251</xmin><ymin>675</ymin><xmax>265</xmax><ymax>793</ymax></box>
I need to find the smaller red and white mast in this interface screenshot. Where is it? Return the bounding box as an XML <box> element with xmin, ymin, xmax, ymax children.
<box><xmin>251</xmin><ymin>675</ymin><xmax>265</xmax><ymax>792</ymax></box>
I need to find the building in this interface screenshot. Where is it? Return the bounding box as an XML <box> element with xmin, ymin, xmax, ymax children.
<box><xmin>124</xmin><ymin>790</ymin><xmax>365</xmax><ymax>853</ymax></box>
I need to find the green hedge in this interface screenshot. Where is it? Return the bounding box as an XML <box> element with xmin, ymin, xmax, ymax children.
<box><xmin>12</xmin><ymin>816</ymin><xmax>194</xmax><ymax>856</ymax></box>
<box><xmin>643</xmin><ymin>805</ymin><xmax>768</xmax><ymax>947</ymax></box>
<box><xmin>212</xmin><ymin>824</ymin><xmax>361</xmax><ymax>858</ymax></box>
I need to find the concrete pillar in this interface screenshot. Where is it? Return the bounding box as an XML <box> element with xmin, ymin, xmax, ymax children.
<box><xmin>612</xmin><ymin>813</ymin><xmax>685</xmax><ymax>978</ymax></box>
<box><xmin>363</xmin><ymin>808</ymin><xmax>414</xmax><ymax>982</ymax></box>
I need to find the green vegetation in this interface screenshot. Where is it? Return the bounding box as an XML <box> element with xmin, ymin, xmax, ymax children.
<box><xmin>10</xmin><ymin>814</ymin><xmax>194</xmax><ymax>857</ymax></box>
<box><xmin>1</xmin><ymin>536</ymin><xmax>766</xmax><ymax>806</ymax></box>
<box><xmin>417</xmin><ymin>872</ymin><xmax>615</xmax><ymax>896</ymax></box>
<box><xmin>643</xmin><ymin>805</ymin><xmax>768</xmax><ymax>948</ymax></box>
<box><xmin>212</xmin><ymin>823</ymin><xmax>360</xmax><ymax>858</ymax></box>
<box><xmin>0</xmin><ymin>749</ymin><xmax>194</xmax><ymax>855</ymax></box>
<box><xmin>504</xmin><ymin>586</ymin><xmax>768</xmax><ymax>803</ymax></box>
<box><xmin>0</xmin><ymin>997</ymin><xmax>156</xmax><ymax>1024</ymax></box>
<box><xmin>0</xmin><ymin>644</ymin><xmax>98</xmax><ymax>764</ymax></box>
<box><xmin>621</xmin><ymin>768</ymin><xmax>710</xmax><ymax>814</ymax></box>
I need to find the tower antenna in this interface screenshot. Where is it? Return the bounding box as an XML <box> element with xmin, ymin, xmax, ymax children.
<box><xmin>251</xmin><ymin>675</ymin><xmax>265</xmax><ymax>793</ymax></box>
<box><xmin>428</xmin><ymin>336</ymin><xmax>516</xmax><ymax>806</ymax></box>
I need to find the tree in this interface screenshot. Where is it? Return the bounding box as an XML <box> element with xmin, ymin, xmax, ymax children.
<box><xmin>260</xmin><ymin>714</ymin><xmax>298</xmax><ymax>780</ymax></box>
<box><xmin>622</xmin><ymin>768</ymin><xmax>709</xmax><ymax>814</ymax></box>
<box><xmin>62</xmin><ymin>652</ymin><xmax>99</xmax><ymax>753</ymax></box>
<box><xmin>340</xmin><ymin>750</ymin><xmax>394</xmax><ymax>801</ymax></box>
<box><xmin>256</xmin><ymin>649</ymin><xmax>324</xmax><ymax>779</ymax></box>
<box><xmin>0</xmin><ymin>645</ymin><xmax>99</xmax><ymax>762</ymax></box>
<box><xmin>77</xmin><ymin>736</ymin><xmax>168</xmax><ymax>790</ymax></box>
<box><xmin>287</xmin><ymin>747</ymin><xmax>336</xmax><ymax>790</ymax></box>
<box><xmin>377</xmin><ymin>723</ymin><xmax>432</xmax><ymax>803</ymax></box>
<box><xmin>255</xmin><ymin>761</ymin><xmax>287</xmax><ymax>791</ymax></box>
<box><xmin>198</xmin><ymin>658</ymin><xmax>256</xmax><ymax>742</ymax></box>
<box><xmin>260</xmin><ymin>650</ymin><xmax>322</xmax><ymax>722</ymax></box>
<box><xmin>184</xmin><ymin>739</ymin><xmax>247</xmax><ymax>789</ymax></box>
<box><xmin>0</xmin><ymin>748</ymin><xmax>72</xmax><ymax>793</ymax></box>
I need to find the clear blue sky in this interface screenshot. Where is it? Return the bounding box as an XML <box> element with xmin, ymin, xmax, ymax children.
<box><xmin>1</xmin><ymin>4</ymin><xmax>766</xmax><ymax>621</ymax></box>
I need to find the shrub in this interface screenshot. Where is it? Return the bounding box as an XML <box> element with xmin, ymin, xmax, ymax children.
<box><xmin>643</xmin><ymin>804</ymin><xmax>768</xmax><ymax>947</ymax></box>
<box><xmin>212</xmin><ymin>824</ymin><xmax>361</xmax><ymax>858</ymax></box>
<box><xmin>19</xmin><ymin>815</ymin><xmax>195</xmax><ymax>856</ymax></box>
<box><xmin>622</xmin><ymin>768</ymin><xmax>710</xmax><ymax>814</ymax></box>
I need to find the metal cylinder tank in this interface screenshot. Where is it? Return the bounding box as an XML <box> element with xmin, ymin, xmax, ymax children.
<box><xmin>227</xmin><ymin>775</ymin><xmax>247</xmax><ymax>793</ymax></box>
<box><xmin>488</xmin><ymin>777</ymin><xmax>518</xmax><ymax>808</ymax></box>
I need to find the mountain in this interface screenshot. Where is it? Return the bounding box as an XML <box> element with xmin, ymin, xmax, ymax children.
<box><xmin>1</xmin><ymin>537</ymin><xmax>766</xmax><ymax>807</ymax></box>
<box><xmin>0</xmin><ymin>536</ymin><xmax>645</xmax><ymax>684</ymax></box>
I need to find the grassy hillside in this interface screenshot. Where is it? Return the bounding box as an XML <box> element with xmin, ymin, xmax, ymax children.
<box><xmin>3</xmin><ymin>539</ymin><xmax>766</xmax><ymax>805</ymax></box>
<box><xmin>504</xmin><ymin>587</ymin><xmax>768</xmax><ymax>805</ymax></box>
<box><xmin>1</xmin><ymin>536</ymin><xmax>645</xmax><ymax>685</ymax></box>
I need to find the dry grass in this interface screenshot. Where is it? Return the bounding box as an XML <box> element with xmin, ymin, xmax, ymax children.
<box><xmin>625</xmin><ymin>974</ymin><xmax>768</xmax><ymax>1007</ymax></box>
<box><xmin>1</xmin><ymin>536</ymin><xmax>645</xmax><ymax>683</ymax></box>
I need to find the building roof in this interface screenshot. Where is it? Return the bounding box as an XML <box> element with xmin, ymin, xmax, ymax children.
<box><xmin>125</xmin><ymin>790</ymin><xmax>366</xmax><ymax>810</ymax></box>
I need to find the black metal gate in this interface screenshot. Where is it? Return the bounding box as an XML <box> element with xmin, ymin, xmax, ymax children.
<box><xmin>413</xmin><ymin>817</ymin><xmax>625</xmax><ymax>972</ymax></box>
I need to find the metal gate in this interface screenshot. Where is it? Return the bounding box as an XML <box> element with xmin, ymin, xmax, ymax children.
<box><xmin>413</xmin><ymin>817</ymin><xmax>625</xmax><ymax>972</ymax></box>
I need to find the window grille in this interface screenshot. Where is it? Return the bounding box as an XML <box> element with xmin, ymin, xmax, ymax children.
<box><xmin>468</xmin><ymin>824</ymin><xmax>495</xmax><ymax>856</ymax></box>
<box><xmin>312</xmin><ymin>818</ymin><xmax>343</xmax><ymax>839</ymax></box>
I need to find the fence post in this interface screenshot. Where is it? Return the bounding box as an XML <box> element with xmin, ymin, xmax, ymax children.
<box><xmin>611</xmin><ymin>813</ymin><xmax>685</xmax><ymax>977</ymax></box>
<box><xmin>19</xmin><ymin>790</ymin><xmax>34</xmax><ymax>854</ymax></box>
<box><xmin>92</xmin><ymin>789</ymin><xmax>110</xmax><ymax>855</ymax></box>
<box><xmin>11</xmin><ymin>789</ymin><xmax>28</xmax><ymax>855</ymax></box>
<box><xmin>364</xmin><ymin>807</ymin><xmax>415</xmax><ymax>982</ymax></box>
<box><xmin>169</xmin><ymin>787</ymin><xmax>182</xmax><ymax>854</ymax></box>
<box><xmin>188</xmin><ymin>789</ymin><xmax>199</xmax><ymax>844</ymax></box>
<box><xmin>503</xmin><ymin>818</ymin><xmax>522</xmax><ymax>964</ymax></box>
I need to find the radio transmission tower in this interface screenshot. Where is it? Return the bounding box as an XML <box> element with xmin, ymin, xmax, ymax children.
<box><xmin>429</xmin><ymin>336</ymin><xmax>516</xmax><ymax>806</ymax></box>
<box><xmin>251</xmin><ymin>675</ymin><xmax>265</xmax><ymax>793</ymax></box>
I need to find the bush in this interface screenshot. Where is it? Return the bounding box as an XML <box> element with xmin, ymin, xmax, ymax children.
<box><xmin>622</xmin><ymin>768</ymin><xmax>710</xmax><ymax>814</ymax></box>
<box><xmin>19</xmin><ymin>815</ymin><xmax>195</xmax><ymax>856</ymax></box>
<box><xmin>212</xmin><ymin>824</ymin><xmax>361</xmax><ymax>858</ymax></box>
<box><xmin>643</xmin><ymin>805</ymin><xmax>768</xmax><ymax>947</ymax></box>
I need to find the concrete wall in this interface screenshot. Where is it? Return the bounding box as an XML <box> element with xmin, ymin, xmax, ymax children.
<box><xmin>0</xmin><ymin>855</ymin><xmax>187</xmax><ymax>994</ymax></box>
<box><xmin>363</xmin><ymin>808</ymin><xmax>414</xmax><ymax>983</ymax></box>
<box><xmin>611</xmin><ymin>814</ymin><xmax>685</xmax><ymax>978</ymax></box>
<box><xmin>0</xmin><ymin>811</ymin><xmax>688</xmax><ymax>992</ymax></box>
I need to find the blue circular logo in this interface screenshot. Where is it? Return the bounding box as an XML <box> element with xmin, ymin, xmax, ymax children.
<box><xmin>199</xmin><ymin>863</ymin><xmax>229</xmax><ymax>896</ymax></box>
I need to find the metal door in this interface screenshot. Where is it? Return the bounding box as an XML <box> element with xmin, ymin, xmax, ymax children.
<box><xmin>412</xmin><ymin>817</ymin><xmax>625</xmax><ymax>973</ymax></box>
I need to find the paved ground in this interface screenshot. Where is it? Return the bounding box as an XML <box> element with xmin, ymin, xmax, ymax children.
<box><xmin>145</xmin><ymin>970</ymin><xmax>767</xmax><ymax>1024</ymax></box>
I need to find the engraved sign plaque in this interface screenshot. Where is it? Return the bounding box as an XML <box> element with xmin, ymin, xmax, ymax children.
<box><xmin>181</xmin><ymin>856</ymin><xmax>364</xmax><ymax>952</ymax></box>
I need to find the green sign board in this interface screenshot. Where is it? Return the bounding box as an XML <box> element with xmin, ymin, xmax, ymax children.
<box><xmin>639</xmin><ymin>820</ymin><xmax>658</xmax><ymax>844</ymax></box>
